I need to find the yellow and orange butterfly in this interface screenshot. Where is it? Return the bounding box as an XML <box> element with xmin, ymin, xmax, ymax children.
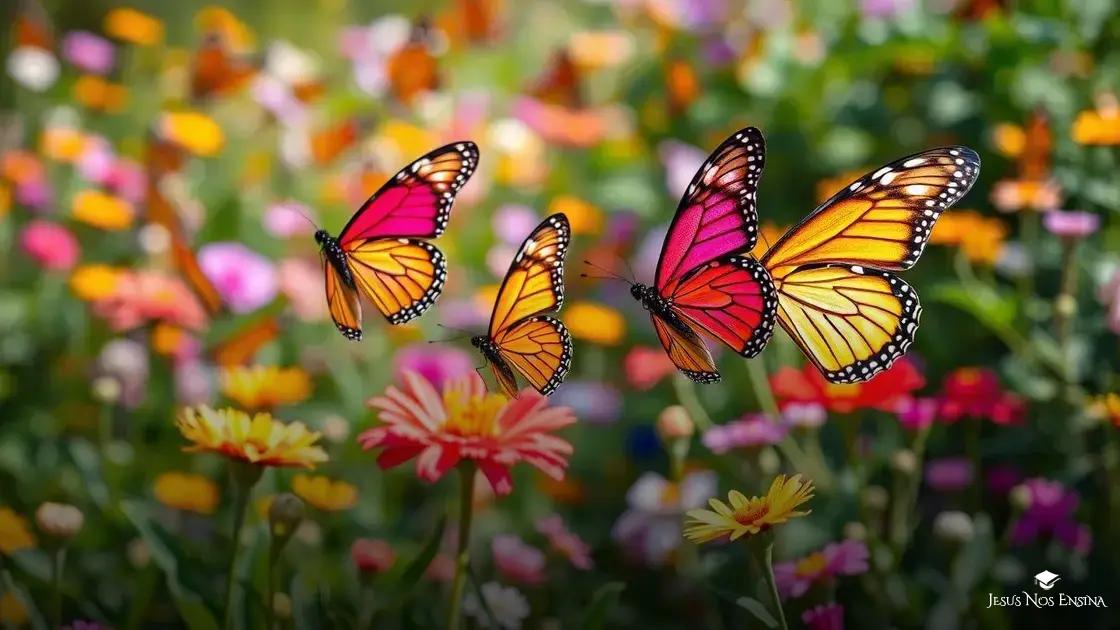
<box><xmin>472</xmin><ymin>213</ymin><xmax>572</xmax><ymax>398</ymax></box>
<box><xmin>316</xmin><ymin>141</ymin><xmax>478</xmax><ymax>340</ymax></box>
<box><xmin>757</xmin><ymin>145</ymin><xmax>981</xmax><ymax>383</ymax></box>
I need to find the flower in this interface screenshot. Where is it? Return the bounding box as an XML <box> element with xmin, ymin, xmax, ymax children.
<box><xmin>264</xmin><ymin>201</ymin><xmax>317</xmax><ymax>238</ymax></box>
<box><xmin>929</xmin><ymin>211</ymin><xmax>1008</xmax><ymax>263</ymax></box>
<box><xmin>0</xmin><ymin>507</ymin><xmax>35</xmax><ymax>554</ymax></box>
<box><xmin>96</xmin><ymin>338</ymin><xmax>149</xmax><ymax>408</ymax></box>
<box><xmin>780</xmin><ymin>402</ymin><xmax>827</xmax><ymax>429</ymax></box>
<box><xmin>1099</xmin><ymin>267</ymin><xmax>1120</xmax><ymax>335</ymax></box>
<box><xmin>61</xmin><ymin>31</ymin><xmax>115</xmax><ymax>74</ymax></box>
<box><xmin>462</xmin><ymin>581</ymin><xmax>530</xmax><ymax>630</ymax></box>
<box><xmin>89</xmin><ymin>269</ymin><xmax>208</xmax><ymax>331</ymax></box>
<box><xmin>894</xmin><ymin>396</ymin><xmax>938</xmax><ymax>431</ymax></box>
<box><xmin>565</xmin><ymin>301</ymin><xmax>625</xmax><ymax>345</ymax></box>
<box><xmin>991</xmin><ymin>180</ymin><xmax>1060</xmax><ymax>213</ymax></box>
<box><xmin>684</xmin><ymin>474</ymin><xmax>815</xmax><ymax>544</ymax></box>
<box><xmin>1092</xmin><ymin>393</ymin><xmax>1120</xmax><ymax>427</ymax></box>
<box><xmin>771</xmin><ymin>359</ymin><xmax>924</xmax><ymax>414</ymax></box>
<box><xmin>72</xmin><ymin>75</ymin><xmax>128</xmax><ymax>113</ymax></box>
<box><xmin>6</xmin><ymin>46</ymin><xmax>59</xmax><ymax>92</ymax></box>
<box><xmin>220</xmin><ymin>365</ymin><xmax>312</xmax><ymax>410</ymax></box>
<box><xmin>198</xmin><ymin>242</ymin><xmax>278</xmax><ymax>313</ymax></box>
<box><xmin>104</xmin><ymin>8</ymin><xmax>164</xmax><ymax>46</ymax></box>
<box><xmin>536</xmin><ymin>516</ymin><xmax>593</xmax><ymax>569</ymax></box>
<box><xmin>702</xmin><ymin>414</ymin><xmax>787</xmax><ymax>454</ymax></box>
<box><xmin>0</xmin><ymin>593</ymin><xmax>28</xmax><ymax>626</ymax></box>
<box><xmin>659</xmin><ymin>139</ymin><xmax>706</xmax><ymax>199</ymax></box>
<box><xmin>153</xmin><ymin>472</ymin><xmax>220</xmax><ymax>514</ymax></box>
<box><xmin>624</xmin><ymin>346</ymin><xmax>677</xmax><ymax>390</ymax></box>
<box><xmin>35</xmin><ymin>502</ymin><xmax>84</xmax><ymax>539</ymax></box>
<box><xmin>278</xmin><ymin>257</ymin><xmax>326</xmax><ymax>321</ymax></box>
<box><xmin>72</xmin><ymin>189</ymin><xmax>134</xmax><ymax>230</ymax></box>
<box><xmin>802</xmin><ymin>603</ymin><xmax>845</xmax><ymax>630</ymax></box>
<box><xmin>176</xmin><ymin>406</ymin><xmax>327</xmax><ymax>469</ymax></box>
<box><xmin>351</xmin><ymin>538</ymin><xmax>395</xmax><ymax>574</ymax></box>
<box><xmin>492</xmin><ymin>205</ymin><xmax>539</xmax><ymax>245</ymax></box>
<box><xmin>20</xmin><ymin>220</ymin><xmax>79</xmax><ymax>270</ymax></box>
<box><xmin>393</xmin><ymin>344</ymin><xmax>475</xmax><ymax>391</ymax></box>
<box><xmin>492</xmin><ymin>534</ymin><xmax>546</xmax><ymax>584</ymax></box>
<box><xmin>657</xmin><ymin>405</ymin><xmax>694</xmax><ymax>441</ymax></box>
<box><xmin>360</xmin><ymin>370</ymin><xmax>576</xmax><ymax>495</ymax></box>
<box><xmin>547</xmin><ymin>195</ymin><xmax>603</xmax><ymax>235</ymax></box>
<box><xmin>612</xmin><ymin>471</ymin><xmax>716</xmax><ymax>565</ymax></box>
<box><xmin>1042</xmin><ymin>210</ymin><xmax>1100</xmax><ymax>239</ymax></box>
<box><xmin>268</xmin><ymin>493</ymin><xmax>305</xmax><ymax>544</ymax></box>
<box><xmin>932</xmin><ymin>510</ymin><xmax>975</xmax><ymax>543</ymax></box>
<box><xmin>158</xmin><ymin>111</ymin><xmax>224</xmax><ymax>156</ymax></box>
<box><xmin>1010</xmin><ymin>478</ymin><xmax>1091</xmax><ymax>553</ymax></box>
<box><xmin>924</xmin><ymin>457</ymin><xmax>974</xmax><ymax>492</ymax></box>
<box><xmin>550</xmin><ymin>381</ymin><xmax>621</xmax><ymax>424</ymax></box>
<box><xmin>861</xmin><ymin>0</ymin><xmax>913</xmax><ymax>19</ymax></box>
<box><xmin>774</xmin><ymin>539</ymin><xmax>869</xmax><ymax>599</ymax></box>
<box><xmin>292</xmin><ymin>474</ymin><xmax>357</xmax><ymax>511</ymax></box>
<box><xmin>1072</xmin><ymin>106</ymin><xmax>1120</xmax><ymax>145</ymax></box>
<box><xmin>937</xmin><ymin>368</ymin><xmax>1025</xmax><ymax>425</ymax></box>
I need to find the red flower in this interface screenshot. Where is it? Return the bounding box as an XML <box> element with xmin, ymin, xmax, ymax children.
<box><xmin>350</xmin><ymin>538</ymin><xmax>395</xmax><ymax>574</ymax></box>
<box><xmin>938</xmin><ymin>368</ymin><xmax>1025</xmax><ymax>425</ymax></box>
<box><xmin>359</xmin><ymin>370</ymin><xmax>576</xmax><ymax>496</ymax></box>
<box><xmin>770</xmin><ymin>359</ymin><xmax>925</xmax><ymax>414</ymax></box>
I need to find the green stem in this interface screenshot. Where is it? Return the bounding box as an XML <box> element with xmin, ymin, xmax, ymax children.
<box><xmin>223</xmin><ymin>463</ymin><xmax>261</xmax><ymax>630</ymax></box>
<box><xmin>445</xmin><ymin>462</ymin><xmax>476</xmax><ymax>630</ymax></box>
<box><xmin>749</xmin><ymin>541</ymin><xmax>788</xmax><ymax>630</ymax></box>
<box><xmin>51</xmin><ymin>548</ymin><xmax>65</xmax><ymax>629</ymax></box>
<box><xmin>746</xmin><ymin>360</ymin><xmax>833</xmax><ymax>491</ymax></box>
<box><xmin>672</xmin><ymin>376</ymin><xmax>713</xmax><ymax>431</ymax></box>
<box><xmin>265</xmin><ymin>548</ymin><xmax>277</xmax><ymax>630</ymax></box>
<box><xmin>888</xmin><ymin>425</ymin><xmax>930</xmax><ymax>555</ymax></box>
<box><xmin>1055</xmin><ymin>239</ymin><xmax>1079</xmax><ymax>380</ymax></box>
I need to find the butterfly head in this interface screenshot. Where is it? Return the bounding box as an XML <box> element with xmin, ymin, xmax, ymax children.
<box><xmin>314</xmin><ymin>230</ymin><xmax>332</xmax><ymax>247</ymax></box>
<box><xmin>470</xmin><ymin>335</ymin><xmax>487</xmax><ymax>349</ymax></box>
<box><xmin>630</xmin><ymin>283</ymin><xmax>653</xmax><ymax>302</ymax></box>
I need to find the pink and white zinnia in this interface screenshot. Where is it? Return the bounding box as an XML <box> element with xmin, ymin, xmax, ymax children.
<box><xmin>359</xmin><ymin>370</ymin><xmax>576</xmax><ymax>495</ymax></box>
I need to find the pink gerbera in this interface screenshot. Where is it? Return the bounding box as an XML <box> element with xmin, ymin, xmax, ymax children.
<box><xmin>773</xmin><ymin>539</ymin><xmax>869</xmax><ymax>599</ymax></box>
<box><xmin>359</xmin><ymin>370</ymin><xmax>576</xmax><ymax>496</ymax></box>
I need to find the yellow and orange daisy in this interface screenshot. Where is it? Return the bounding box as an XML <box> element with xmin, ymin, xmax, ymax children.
<box><xmin>292</xmin><ymin>474</ymin><xmax>357</xmax><ymax>511</ymax></box>
<box><xmin>684</xmin><ymin>475</ymin><xmax>815</xmax><ymax>544</ymax></box>
<box><xmin>220</xmin><ymin>365</ymin><xmax>312</xmax><ymax>410</ymax></box>
<box><xmin>176</xmin><ymin>406</ymin><xmax>327</xmax><ymax>469</ymax></box>
<box><xmin>153</xmin><ymin>472</ymin><xmax>220</xmax><ymax>515</ymax></box>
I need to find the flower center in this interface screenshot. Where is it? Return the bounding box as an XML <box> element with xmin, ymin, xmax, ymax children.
<box><xmin>795</xmin><ymin>552</ymin><xmax>828</xmax><ymax>578</ymax></box>
<box><xmin>659</xmin><ymin>482</ymin><xmax>681</xmax><ymax>508</ymax></box>
<box><xmin>824</xmin><ymin>382</ymin><xmax>859</xmax><ymax>399</ymax></box>
<box><xmin>733</xmin><ymin>500</ymin><xmax>770</xmax><ymax>527</ymax></box>
<box><xmin>441</xmin><ymin>390</ymin><xmax>506</xmax><ymax>437</ymax></box>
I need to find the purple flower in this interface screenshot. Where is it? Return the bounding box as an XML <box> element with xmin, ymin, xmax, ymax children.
<box><xmin>985</xmin><ymin>464</ymin><xmax>1022</xmax><ymax>495</ymax></box>
<box><xmin>492</xmin><ymin>204</ymin><xmax>538</xmax><ymax>246</ymax></box>
<box><xmin>392</xmin><ymin>344</ymin><xmax>474</xmax><ymax>390</ymax></box>
<box><xmin>1042</xmin><ymin>210</ymin><xmax>1100</xmax><ymax>239</ymax></box>
<box><xmin>1010</xmin><ymin>478</ymin><xmax>1091</xmax><ymax>553</ymax></box>
<box><xmin>860</xmin><ymin>0</ymin><xmax>913</xmax><ymax>19</ymax></box>
<box><xmin>264</xmin><ymin>201</ymin><xmax>317</xmax><ymax>238</ymax></box>
<box><xmin>925</xmin><ymin>457</ymin><xmax>974</xmax><ymax>492</ymax></box>
<box><xmin>781</xmin><ymin>402</ymin><xmax>826</xmax><ymax>429</ymax></box>
<box><xmin>76</xmin><ymin>136</ymin><xmax>115</xmax><ymax>185</ymax></box>
<box><xmin>702</xmin><ymin>413</ymin><xmax>788</xmax><ymax>454</ymax></box>
<box><xmin>774</xmin><ymin>540</ymin><xmax>869</xmax><ymax>599</ymax></box>
<box><xmin>802</xmin><ymin>603</ymin><xmax>845</xmax><ymax>630</ymax></box>
<box><xmin>16</xmin><ymin>178</ymin><xmax>52</xmax><ymax>210</ymax></box>
<box><xmin>491</xmin><ymin>534</ymin><xmax>546</xmax><ymax>585</ymax></box>
<box><xmin>551</xmin><ymin>380</ymin><xmax>621</xmax><ymax>424</ymax></box>
<box><xmin>198</xmin><ymin>242</ymin><xmax>278</xmax><ymax>313</ymax></box>
<box><xmin>658</xmin><ymin>140</ymin><xmax>706</xmax><ymax>200</ymax></box>
<box><xmin>61</xmin><ymin>31</ymin><xmax>115</xmax><ymax>74</ymax></box>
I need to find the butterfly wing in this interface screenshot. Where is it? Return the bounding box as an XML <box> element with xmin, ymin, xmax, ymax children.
<box><xmin>650</xmin><ymin>313</ymin><xmax>720</xmax><ymax>384</ymax></box>
<box><xmin>668</xmin><ymin>256</ymin><xmax>777</xmax><ymax>358</ymax></box>
<box><xmin>338</xmin><ymin>141</ymin><xmax>478</xmax><ymax>243</ymax></box>
<box><xmin>344</xmin><ymin>238</ymin><xmax>446</xmax><ymax>324</ymax></box>
<box><xmin>494</xmin><ymin>316</ymin><xmax>572</xmax><ymax>397</ymax></box>
<box><xmin>655</xmin><ymin>127</ymin><xmax>765</xmax><ymax>294</ymax></box>
<box><xmin>761</xmin><ymin>146</ymin><xmax>979</xmax><ymax>383</ymax></box>
<box><xmin>487</xmin><ymin>354</ymin><xmax>521</xmax><ymax>400</ymax></box>
<box><xmin>211</xmin><ymin>316</ymin><xmax>281</xmax><ymax>367</ymax></box>
<box><xmin>486</xmin><ymin>214</ymin><xmax>571</xmax><ymax>395</ymax></box>
<box><xmin>324</xmin><ymin>259</ymin><xmax>362</xmax><ymax>340</ymax></box>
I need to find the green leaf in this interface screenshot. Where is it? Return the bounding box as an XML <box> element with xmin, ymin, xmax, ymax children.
<box><xmin>385</xmin><ymin>516</ymin><xmax>446</xmax><ymax>606</ymax></box>
<box><xmin>735</xmin><ymin>596</ymin><xmax>779</xmax><ymax>629</ymax></box>
<box><xmin>581</xmin><ymin>582</ymin><xmax>625</xmax><ymax>630</ymax></box>
<box><xmin>121</xmin><ymin>501</ymin><xmax>220</xmax><ymax>630</ymax></box>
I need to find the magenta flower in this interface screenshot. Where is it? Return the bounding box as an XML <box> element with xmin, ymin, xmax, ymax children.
<box><xmin>986</xmin><ymin>464</ymin><xmax>1022</xmax><ymax>495</ymax></box>
<box><xmin>76</xmin><ymin>136</ymin><xmax>115</xmax><ymax>185</ymax></box>
<box><xmin>492</xmin><ymin>204</ymin><xmax>538</xmax><ymax>246</ymax></box>
<box><xmin>392</xmin><ymin>344</ymin><xmax>475</xmax><ymax>390</ymax></box>
<box><xmin>1042</xmin><ymin>210</ymin><xmax>1100</xmax><ymax>239</ymax></box>
<box><xmin>20</xmin><ymin>220</ymin><xmax>79</xmax><ymax>270</ymax></box>
<box><xmin>860</xmin><ymin>0</ymin><xmax>913</xmax><ymax>19</ymax></box>
<box><xmin>491</xmin><ymin>534</ymin><xmax>546</xmax><ymax>585</ymax></box>
<box><xmin>702</xmin><ymin>414</ymin><xmax>788</xmax><ymax>454</ymax></box>
<box><xmin>107</xmin><ymin>159</ymin><xmax>145</xmax><ymax>203</ymax></box>
<box><xmin>61</xmin><ymin>31</ymin><xmax>115</xmax><ymax>74</ymax></box>
<box><xmin>16</xmin><ymin>178</ymin><xmax>52</xmax><ymax>210</ymax></box>
<box><xmin>924</xmin><ymin>457</ymin><xmax>974</xmax><ymax>492</ymax></box>
<box><xmin>802</xmin><ymin>603</ymin><xmax>845</xmax><ymax>630</ymax></box>
<box><xmin>536</xmin><ymin>515</ymin><xmax>593</xmax><ymax>570</ymax></box>
<box><xmin>198</xmin><ymin>242</ymin><xmax>278</xmax><ymax>313</ymax></box>
<box><xmin>774</xmin><ymin>539</ymin><xmax>869</xmax><ymax>599</ymax></box>
<box><xmin>895</xmin><ymin>396</ymin><xmax>938</xmax><ymax>431</ymax></box>
<box><xmin>264</xmin><ymin>201</ymin><xmax>317</xmax><ymax>238</ymax></box>
<box><xmin>1010</xmin><ymin>478</ymin><xmax>1092</xmax><ymax>553</ymax></box>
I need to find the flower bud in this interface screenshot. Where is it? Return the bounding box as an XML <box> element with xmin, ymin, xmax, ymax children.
<box><xmin>890</xmin><ymin>449</ymin><xmax>917</xmax><ymax>475</ymax></box>
<box><xmin>35</xmin><ymin>502</ymin><xmax>83</xmax><ymax>539</ymax></box>
<box><xmin>268</xmin><ymin>493</ymin><xmax>305</xmax><ymax>544</ymax></box>
<box><xmin>656</xmin><ymin>405</ymin><xmax>694</xmax><ymax>441</ymax></box>
<box><xmin>272</xmin><ymin>592</ymin><xmax>292</xmax><ymax>620</ymax></box>
<box><xmin>861</xmin><ymin>485</ymin><xmax>889</xmax><ymax>512</ymax></box>
<box><xmin>127</xmin><ymin>538</ymin><xmax>151</xmax><ymax>568</ymax></box>
<box><xmin>933</xmin><ymin>510</ymin><xmax>974</xmax><ymax>544</ymax></box>
<box><xmin>351</xmin><ymin>538</ymin><xmax>396</xmax><ymax>574</ymax></box>
<box><xmin>842</xmin><ymin>521</ymin><xmax>867</xmax><ymax>541</ymax></box>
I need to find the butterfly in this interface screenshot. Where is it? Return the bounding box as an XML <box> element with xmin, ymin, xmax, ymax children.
<box><xmin>472</xmin><ymin>213</ymin><xmax>572</xmax><ymax>398</ymax></box>
<box><xmin>316</xmin><ymin>141</ymin><xmax>478</xmax><ymax>340</ymax></box>
<box><xmin>625</xmin><ymin>127</ymin><xmax>777</xmax><ymax>384</ymax></box>
<box><xmin>210</xmin><ymin>315</ymin><xmax>281</xmax><ymax>367</ymax></box>
<box><xmin>757</xmin><ymin>144</ymin><xmax>980</xmax><ymax>383</ymax></box>
<box><xmin>190</xmin><ymin>32</ymin><xmax>258</xmax><ymax>101</ymax></box>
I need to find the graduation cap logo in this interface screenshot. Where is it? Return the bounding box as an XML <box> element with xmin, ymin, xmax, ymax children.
<box><xmin>1034</xmin><ymin>570</ymin><xmax>1060</xmax><ymax>591</ymax></box>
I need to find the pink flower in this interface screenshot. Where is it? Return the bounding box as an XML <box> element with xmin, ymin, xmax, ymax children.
<box><xmin>393</xmin><ymin>344</ymin><xmax>475</xmax><ymax>390</ymax></box>
<box><xmin>659</xmin><ymin>140</ymin><xmax>706</xmax><ymax>200</ymax></box>
<box><xmin>61</xmin><ymin>31</ymin><xmax>115</xmax><ymax>74</ymax></box>
<box><xmin>624</xmin><ymin>345</ymin><xmax>677</xmax><ymax>390</ymax></box>
<box><xmin>20</xmin><ymin>220</ymin><xmax>78</xmax><ymax>270</ymax></box>
<box><xmin>359</xmin><ymin>370</ymin><xmax>576</xmax><ymax>495</ymax></box>
<box><xmin>491</xmin><ymin>534</ymin><xmax>546</xmax><ymax>584</ymax></box>
<box><xmin>1042</xmin><ymin>210</ymin><xmax>1100</xmax><ymax>239</ymax></box>
<box><xmin>802</xmin><ymin>603</ymin><xmax>845</xmax><ymax>630</ymax></box>
<box><xmin>938</xmin><ymin>368</ymin><xmax>1025</xmax><ymax>425</ymax></box>
<box><xmin>91</xmin><ymin>269</ymin><xmax>208</xmax><ymax>331</ymax></box>
<box><xmin>16</xmin><ymin>178</ymin><xmax>52</xmax><ymax>210</ymax></box>
<box><xmin>492</xmin><ymin>205</ymin><xmax>539</xmax><ymax>246</ymax></box>
<box><xmin>774</xmin><ymin>539</ymin><xmax>869</xmax><ymax>599</ymax></box>
<box><xmin>925</xmin><ymin>457</ymin><xmax>974</xmax><ymax>492</ymax></box>
<box><xmin>351</xmin><ymin>538</ymin><xmax>396</xmax><ymax>574</ymax></box>
<box><xmin>198</xmin><ymin>242</ymin><xmax>278</xmax><ymax>314</ymax></box>
<box><xmin>702</xmin><ymin>414</ymin><xmax>788</xmax><ymax>454</ymax></box>
<box><xmin>277</xmin><ymin>257</ymin><xmax>326</xmax><ymax>321</ymax></box>
<box><xmin>76</xmin><ymin>136</ymin><xmax>115</xmax><ymax>184</ymax></box>
<box><xmin>780</xmin><ymin>402</ymin><xmax>826</xmax><ymax>429</ymax></box>
<box><xmin>536</xmin><ymin>515</ymin><xmax>593</xmax><ymax>569</ymax></box>
<box><xmin>107</xmin><ymin>159</ymin><xmax>145</xmax><ymax>203</ymax></box>
<box><xmin>264</xmin><ymin>201</ymin><xmax>317</xmax><ymax>238</ymax></box>
<box><xmin>895</xmin><ymin>396</ymin><xmax>938</xmax><ymax>431</ymax></box>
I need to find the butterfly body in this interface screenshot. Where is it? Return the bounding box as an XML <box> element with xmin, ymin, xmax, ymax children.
<box><xmin>630</xmin><ymin>283</ymin><xmax>692</xmax><ymax>338</ymax></box>
<box><xmin>315</xmin><ymin>230</ymin><xmax>353</xmax><ymax>287</ymax></box>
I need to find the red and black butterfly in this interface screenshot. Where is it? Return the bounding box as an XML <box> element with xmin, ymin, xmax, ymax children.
<box><xmin>623</xmin><ymin>127</ymin><xmax>777</xmax><ymax>383</ymax></box>
<box><xmin>316</xmin><ymin>141</ymin><xmax>478</xmax><ymax>340</ymax></box>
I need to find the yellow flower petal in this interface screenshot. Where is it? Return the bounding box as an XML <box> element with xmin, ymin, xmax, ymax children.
<box><xmin>159</xmin><ymin>111</ymin><xmax>225</xmax><ymax>157</ymax></box>
<box><xmin>104</xmin><ymin>7</ymin><xmax>164</xmax><ymax>46</ymax></box>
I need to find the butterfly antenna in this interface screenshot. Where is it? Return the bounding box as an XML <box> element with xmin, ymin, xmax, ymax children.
<box><xmin>430</xmin><ymin>323</ymin><xmax>475</xmax><ymax>343</ymax></box>
<box><xmin>619</xmin><ymin>255</ymin><xmax>639</xmax><ymax>284</ymax></box>
<box><xmin>295</xmin><ymin>208</ymin><xmax>320</xmax><ymax>231</ymax></box>
<box><xmin>581</xmin><ymin>259</ymin><xmax>632</xmax><ymax>285</ymax></box>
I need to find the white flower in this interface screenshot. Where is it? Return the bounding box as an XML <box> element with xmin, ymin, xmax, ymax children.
<box><xmin>7</xmin><ymin>46</ymin><xmax>59</xmax><ymax>92</ymax></box>
<box><xmin>463</xmin><ymin>582</ymin><xmax>530</xmax><ymax>630</ymax></box>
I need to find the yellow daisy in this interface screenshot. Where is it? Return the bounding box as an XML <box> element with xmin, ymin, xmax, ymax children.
<box><xmin>684</xmin><ymin>475</ymin><xmax>814</xmax><ymax>544</ymax></box>
<box><xmin>176</xmin><ymin>406</ymin><xmax>328</xmax><ymax>469</ymax></box>
<box><xmin>292</xmin><ymin>474</ymin><xmax>358</xmax><ymax>512</ymax></box>
<box><xmin>220</xmin><ymin>365</ymin><xmax>312</xmax><ymax>410</ymax></box>
<box><xmin>153</xmin><ymin>472</ymin><xmax>221</xmax><ymax>515</ymax></box>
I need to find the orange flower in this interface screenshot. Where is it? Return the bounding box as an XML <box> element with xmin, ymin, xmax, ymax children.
<box><xmin>220</xmin><ymin>365</ymin><xmax>312</xmax><ymax>410</ymax></box>
<box><xmin>40</xmin><ymin>127</ymin><xmax>87</xmax><ymax>162</ymax></box>
<box><xmin>0</xmin><ymin>507</ymin><xmax>35</xmax><ymax>554</ymax></box>
<box><xmin>990</xmin><ymin>179</ymin><xmax>1060</xmax><ymax>213</ymax></box>
<box><xmin>548</xmin><ymin>196</ymin><xmax>602</xmax><ymax>235</ymax></box>
<box><xmin>992</xmin><ymin>123</ymin><xmax>1025</xmax><ymax>158</ymax></box>
<box><xmin>177</xmin><ymin>406</ymin><xmax>328</xmax><ymax>469</ymax></box>
<box><xmin>153</xmin><ymin>472</ymin><xmax>220</xmax><ymax>514</ymax></box>
<box><xmin>73</xmin><ymin>75</ymin><xmax>129</xmax><ymax>113</ymax></box>
<box><xmin>292</xmin><ymin>474</ymin><xmax>357</xmax><ymax>511</ymax></box>
<box><xmin>194</xmin><ymin>6</ymin><xmax>254</xmax><ymax>52</ymax></box>
<box><xmin>566</xmin><ymin>301</ymin><xmax>625</xmax><ymax>345</ymax></box>
<box><xmin>104</xmin><ymin>7</ymin><xmax>164</xmax><ymax>46</ymax></box>
<box><xmin>930</xmin><ymin>211</ymin><xmax>1008</xmax><ymax>264</ymax></box>
<box><xmin>69</xmin><ymin>264</ymin><xmax>124</xmax><ymax>301</ymax></box>
<box><xmin>72</xmin><ymin>189</ymin><xmax>135</xmax><ymax>230</ymax></box>
<box><xmin>158</xmin><ymin>111</ymin><xmax>225</xmax><ymax>156</ymax></box>
<box><xmin>1</xmin><ymin>150</ymin><xmax>44</xmax><ymax>184</ymax></box>
<box><xmin>1072</xmin><ymin>108</ymin><xmax>1120</xmax><ymax>145</ymax></box>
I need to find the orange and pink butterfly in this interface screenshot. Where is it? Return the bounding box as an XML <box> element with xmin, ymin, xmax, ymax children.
<box><xmin>313</xmin><ymin>130</ymin><xmax>980</xmax><ymax>396</ymax></box>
